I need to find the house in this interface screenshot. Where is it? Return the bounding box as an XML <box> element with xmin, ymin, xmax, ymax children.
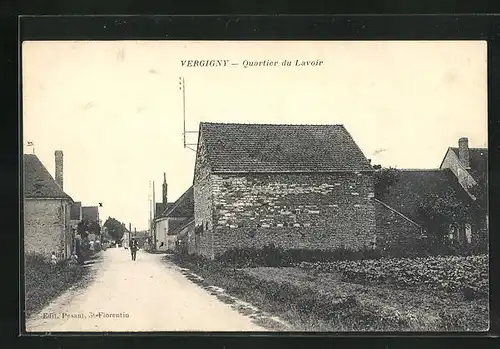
<box><xmin>175</xmin><ymin>219</ymin><xmax>195</xmax><ymax>254</ymax></box>
<box><xmin>155</xmin><ymin>186</ymin><xmax>194</xmax><ymax>251</ymax></box>
<box><xmin>439</xmin><ymin>137</ymin><xmax>488</xmax><ymax>234</ymax></box>
<box><xmin>121</xmin><ymin>229</ymin><xmax>130</xmax><ymax>248</ymax></box>
<box><xmin>439</xmin><ymin>137</ymin><xmax>487</xmax><ymax>197</ymax></box>
<box><xmin>152</xmin><ymin>173</ymin><xmax>175</xmax><ymax>250</ymax></box>
<box><xmin>80</xmin><ymin>205</ymin><xmax>100</xmax><ymax>242</ymax></box>
<box><xmin>82</xmin><ymin>206</ymin><xmax>99</xmax><ymax>224</ymax></box>
<box><xmin>69</xmin><ymin>201</ymin><xmax>82</xmax><ymax>230</ymax></box>
<box><xmin>373</xmin><ymin>136</ymin><xmax>487</xmax><ymax>250</ymax></box>
<box><xmin>374</xmin><ymin>169</ymin><xmax>477</xmax><ymax>250</ymax></box>
<box><xmin>24</xmin><ymin>151</ymin><xmax>75</xmax><ymax>260</ymax></box>
<box><xmin>193</xmin><ymin>122</ymin><xmax>376</xmax><ymax>259</ymax></box>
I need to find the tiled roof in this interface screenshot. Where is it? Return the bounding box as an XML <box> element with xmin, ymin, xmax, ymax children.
<box><xmin>375</xmin><ymin>169</ymin><xmax>473</xmax><ymax>225</ymax></box>
<box><xmin>450</xmin><ymin>147</ymin><xmax>488</xmax><ymax>187</ymax></box>
<box><xmin>168</xmin><ymin>217</ymin><xmax>193</xmax><ymax>236</ymax></box>
<box><xmin>163</xmin><ymin>186</ymin><xmax>194</xmax><ymax>218</ymax></box>
<box><xmin>23</xmin><ymin>154</ymin><xmax>72</xmax><ymax>200</ymax></box>
<box><xmin>199</xmin><ymin>122</ymin><xmax>373</xmax><ymax>173</ymax></box>
<box><xmin>82</xmin><ymin>206</ymin><xmax>99</xmax><ymax>222</ymax></box>
<box><xmin>155</xmin><ymin>202</ymin><xmax>174</xmax><ymax>218</ymax></box>
<box><xmin>171</xmin><ymin>218</ymin><xmax>195</xmax><ymax>237</ymax></box>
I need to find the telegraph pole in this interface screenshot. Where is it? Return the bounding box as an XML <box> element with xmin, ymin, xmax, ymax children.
<box><xmin>152</xmin><ymin>180</ymin><xmax>156</xmax><ymax>250</ymax></box>
<box><xmin>148</xmin><ymin>181</ymin><xmax>152</xmax><ymax>246</ymax></box>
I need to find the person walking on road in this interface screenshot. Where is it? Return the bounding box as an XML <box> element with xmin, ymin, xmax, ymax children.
<box><xmin>130</xmin><ymin>238</ymin><xmax>138</xmax><ymax>261</ymax></box>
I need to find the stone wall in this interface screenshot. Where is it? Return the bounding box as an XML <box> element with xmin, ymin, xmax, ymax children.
<box><xmin>24</xmin><ymin>199</ymin><xmax>72</xmax><ymax>259</ymax></box>
<box><xmin>200</xmin><ymin>172</ymin><xmax>376</xmax><ymax>257</ymax></box>
<box><xmin>373</xmin><ymin>199</ymin><xmax>423</xmax><ymax>252</ymax></box>
<box><xmin>193</xmin><ymin>134</ymin><xmax>215</xmax><ymax>258</ymax></box>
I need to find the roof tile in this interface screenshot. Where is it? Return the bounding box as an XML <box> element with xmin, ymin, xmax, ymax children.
<box><xmin>199</xmin><ymin>123</ymin><xmax>373</xmax><ymax>173</ymax></box>
<box><xmin>24</xmin><ymin>154</ymin><xmax>72</xmax><ymax>200</ymax></box>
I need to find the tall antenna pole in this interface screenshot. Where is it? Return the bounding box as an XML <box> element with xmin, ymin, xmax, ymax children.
<box><xmin>148</xmin><ymin>181</ymin><xmax>152</xmax><ymax>238</ymax></box>
<box><xmin>179</xmin><ymin>77</ymin><xmax>197</xmax><ymax>152</ymax></box>
<box><xmin>180</xmin><ymin>76</ymin><xmax>186</xmax><ymax>148</ymax></box>
<box><xmin>153</xmin><ymin>181</ymin><xmax>156</xmax><ymax>250</ymax></box>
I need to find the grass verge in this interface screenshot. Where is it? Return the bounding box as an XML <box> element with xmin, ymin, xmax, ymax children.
<box><xmin>24</xmin><ymin>253</ymin><xmax>95</xmax><ymax>318</ymax></box>
<box><xmin>169</xmin><ymin>253</ymin><xmax>489</xmax><ymax>331</ymax></box>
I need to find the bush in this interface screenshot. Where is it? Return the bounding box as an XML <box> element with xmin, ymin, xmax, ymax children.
<box><xmin>215</xmin><ymin>244</ymin><xmax>383</xmax><ymax>267</ymax></box>
<box><xmin>25</xmin><ymin>252</ymin><xmax>89</xmax><ymax>317</ymax></box>
<box><xmin>300</xmin><ymin>254</ymin><xmax>489</xmax><ymax>296</ymax></box>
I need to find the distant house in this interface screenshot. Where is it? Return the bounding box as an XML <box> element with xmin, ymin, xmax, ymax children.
<box><xmin>193</xmin><ymin>122</ymin><xmax>376</xmax><ymax>259</ymax></box>
<box><xmin>69</xmin><ymin>201</ymin><xmax>82</xmax><ymax>230</ymax></box>
<box><xmin>155</xmin><ymin>186</ymin><xmax>194</xmax><ymax>251</ymax></box>
<box><xmin>121</xmin><ymin>229</ymin><xmax>130</xmax><ymax>248</ymax></box>
<box><xmin>152</xmin><ymin>173</ymin><xmax>175</xmax><ymax>250</ymax></box>
<box><xmin>374</xmin><ymin>136</ymin><xmax>487</xmax><ymax>250</ymax></box>
<box><xmin>439</xmin><ymin>137</ymin><xmax>487</xmax><ymax>197</ymax></box>
<box><xmin>80</xmin><ymin>205</ymin><xmax>100</xmax><ymax>242</ymax></box>
<box><xmin>175</xmin><ymin>218</ymin><xmax>195</xmax><ymax>254</ymax></box>
<box><xmin>374</xmin><ymin>169</ymin><xmax>476</xmax><ymax>250</ymax></box>
<box><xmin>440</xmin><ymin>137</ymin><xmax>488</xmax><ymax>235</ymax></box>
<box><xmin>24</xmin><ymin>151</ymin><xmax>75</xmax><ymax>260</ymax></box>
<box><xmin>82</xmin><ymin>206</ymin><xmax>99</xmax><ymax>224</ymax></box>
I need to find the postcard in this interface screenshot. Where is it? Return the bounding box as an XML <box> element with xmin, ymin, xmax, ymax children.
<box><xmin>22</xmin><ymin>40</ymin><xmax>488</xmax><ymax>332</ymax></box>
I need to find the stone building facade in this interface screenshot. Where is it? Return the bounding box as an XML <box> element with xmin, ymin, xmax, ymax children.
<box><xmin>193</xmin><ymin>122</ymin><xmax>376</xmax><ymax>259</ymax></box>
<box><xmin>24</xmin><ymin>152</ymin><xmax>74</xmax><ymax>260</ymax></box>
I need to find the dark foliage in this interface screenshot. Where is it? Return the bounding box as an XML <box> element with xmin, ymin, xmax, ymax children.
<box><xmin>103</xmin><ymin>217</ymin><xmax>127</xmax><ymax>241</ymax></box>
<box><xmin>24</xmin><ymin>253</ymin><xmax>89</xmax><ymax>317</ymax></box>
<box><xmin>374</xmin><ymin>167</ymin><xmax>401</xmax><ymax>197</ymax></box>
<box><xmin>77</xmin><ymin>219</ymin><xmax>101</xmax><ymax>236</ymax></box>
<box><xmin>214</xmin><ymin>244</ymin><xmax>382</xmax><ymax>268</ymax></box>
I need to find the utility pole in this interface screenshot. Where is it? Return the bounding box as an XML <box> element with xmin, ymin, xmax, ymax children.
<box><xmin>152</xmin><ymin>180</ymin><xmax>156</xmax><ymax>250</ymax></box>
<box><xmin>148</xmin><ymin>181</ymin><xmax>152</xmax><ymax>245</ymax></box>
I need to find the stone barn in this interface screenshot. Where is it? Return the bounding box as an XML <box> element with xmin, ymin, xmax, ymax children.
<box><xmin>193</xmin><ymin>122</ymin><xmax>376</xmax><ymax>259</ymax></box>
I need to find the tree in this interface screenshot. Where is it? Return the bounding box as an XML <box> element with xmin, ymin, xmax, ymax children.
<box><xmin>374</xmin><ymin>167</ymin><xmax>401</xmax><ymax>198</ymax></box>
<box><xmin>416</xmin><ymin>187</ymin><xmax>478</xmax><ymax>246</ymax></box>
<box><xmin>77</xmin><ymin>219</ymin><xmax>101</xmax><ymax>236</ymax></box>
<box><xmin>103</xmin><ymin>217</ymin><xmax>127</xmax><ymax>241</ymax></box>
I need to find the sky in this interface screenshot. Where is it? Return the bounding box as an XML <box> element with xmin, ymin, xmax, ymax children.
<box><xmin>22</xmin><ymin>40</ymin><xmax>488</xmax><ymax>230</ymax></box>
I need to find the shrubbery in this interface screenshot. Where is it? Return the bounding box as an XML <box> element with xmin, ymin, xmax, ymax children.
<box><xmin>213</xmin><ymin>239</ymin><xmax>488</xmax><ymax>268</ymax></box>
<box><xmin>215</xmin><ymin>244</ymin><xmax>383</xmax><ymax>268</ymax></box>
<box><xmin>24</xmin><ymin>252</ymin><xmax>89</xmax><ymax>317</ymax></box>
<box><xmin>300</xmin><ymin>254</ymin><xmax>489</xmax><ymax>298</ymax></box>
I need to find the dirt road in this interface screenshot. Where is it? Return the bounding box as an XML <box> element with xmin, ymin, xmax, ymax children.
<box><xmin>25</xmin><ymin>248</ymin><xmax>270</xmax><ymax>332</ymax></box>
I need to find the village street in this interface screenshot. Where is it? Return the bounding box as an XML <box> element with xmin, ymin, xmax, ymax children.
<box><xmin>25</xmin><ymin>248</ymin><xmax>269</xmax><ymax>332</ymax></box>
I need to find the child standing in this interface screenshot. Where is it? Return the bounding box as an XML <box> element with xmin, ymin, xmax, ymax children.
<box><xmin>50</xmin><ymin>252</ymin><xmax>57</xmax><ymax>266</ymax></box>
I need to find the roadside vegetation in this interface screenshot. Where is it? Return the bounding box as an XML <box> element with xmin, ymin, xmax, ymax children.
<box><xmin>24</xmin><ymin>252</ymin><xmax>94</xmax><ymax>318</ymax></box>
<box><xmin>170</xmin><ymin>245</ymin><xmax>489</xmax><ymax>331</ymax></box>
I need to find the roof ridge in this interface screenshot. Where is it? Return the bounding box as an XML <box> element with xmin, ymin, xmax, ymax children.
<box><xmin>200</xmin><ymin>122</ymin><xmax>345</xmax><ymax>127</ymax></box>
<box><xmin>398</xmin><ymin>168</ymin><xmax>444</xmax><ymax>171</ymax></box>
<box><xmin>450</xmin><ymin>146</ymin><xmax>487</xmax><ymax>150</ymax></box>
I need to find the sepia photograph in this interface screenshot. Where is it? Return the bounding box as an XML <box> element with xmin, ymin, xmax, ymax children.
<box><xmin>21</xmin><ymin>40</ymin><xmax>488</xmax><ymax>332</ymax></box>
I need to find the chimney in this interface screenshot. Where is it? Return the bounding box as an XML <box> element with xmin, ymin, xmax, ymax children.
<box><xmin>162</xmin><ymin>172</ymin><xmax>168</xmax><ymax>204</ymax></box>
<box><xmin>458</xmin><ymin>137</ymin><xmax>470</xmax><ymax>169</ymax></box>
<box><xmin>54</xmin><ymin>150</ymin><xmax>63</xmax><ymax>189</ymax></box>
